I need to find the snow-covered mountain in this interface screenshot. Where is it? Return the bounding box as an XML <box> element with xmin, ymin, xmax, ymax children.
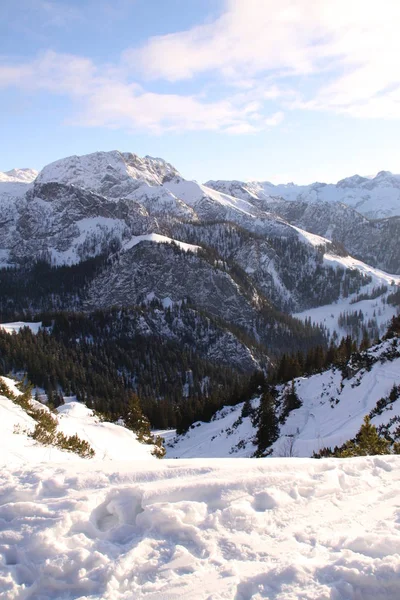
<box><xmin>36</xmin><ymin>151</ymin><xmax>179</xmax><ymax>194</ymax></box>
<box><xmin>1</xmin><ymin>150</ymin><xmax>399</xmax><ymax>345</ymax></box>
<box><xmin>206</xmin><ymin>174</ymin><xmax>400</xmax><ymax>273</ymax></box>
<box><xmin>0</xmin><ymin>167</ymin><xmax>37</xmax><ymax>183</ymax></box>
<box><xmin>207</xmin><ymin>170</ymin><xmax>400</xmax><ymax>219</ymax></box>
<box><xmin>0</xmin><ymin>150</ymin><xmax>296</xmax><ymax>268</ymax></box>
<box><xmin>166</xmin><ymin>334</ymin><xmax>400</xmax><ymax>458</ymax></box>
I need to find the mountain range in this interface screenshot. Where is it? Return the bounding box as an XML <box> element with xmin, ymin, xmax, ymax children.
<box><xmin>0</xmin><ymin>150</ymin><xmax>399</xmax><ymax>411</ymax></box>
<box><xmin>207</xmin><ymin>170</ymin><xmax>400</xmax><ymax>218</ymax></box>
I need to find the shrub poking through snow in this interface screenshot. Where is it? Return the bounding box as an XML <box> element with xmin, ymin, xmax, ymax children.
<box><xmin>123</xmin><ymin>392</ymin><xmax>166</xmax><ymax>458</ymax></box>
<box><xmin>314</xmin><ymin>416</ymin><xmax>400</xmax><ymax>458</ymax></box>
<box><xmin>3</xmin><ymin>378</ymin><xmax>95</xmax><ymax>458</ymax></box>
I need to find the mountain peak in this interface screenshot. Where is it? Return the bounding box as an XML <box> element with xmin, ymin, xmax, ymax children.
<box><xmin>35</xmin><ymin>150</ymin><xmax>181</xmax><ymax>197</ymax></box>
<box><xmin>336</xmin><ymin>174</ymin><xmax>369</xmax><ymax>188</ymax></box>
<box><xmin>0</xmin><ymin>168</ymin><xmax>38</xmax><ymax>184</ymax></box>
<box><xmin>374</xmin><ymin>170</ymin><xmax>393</xmax><ymax>179</ymax></box>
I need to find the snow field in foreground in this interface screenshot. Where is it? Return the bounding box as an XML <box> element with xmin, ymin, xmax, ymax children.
<box><xmin>1</xmin><ymin>456</ymin><xmax>400</xmax><ymax>599</ymax></box>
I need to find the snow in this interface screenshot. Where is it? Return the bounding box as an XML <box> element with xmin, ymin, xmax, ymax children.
<box><xmin>0</xmin><ymin>387</ymin><xmax>79</xmax><ymax>466</ymax></box>
<box><xmin>166</xmin><ymin>402</ymin><xmax>257</xmax><ymax>459</ymax></box>
<box><xmin>165</xmin><ymin>179</ymin><xmax>259</xmax><ymax>217</ymax></box>
<box><xmin>293</xmin><ymin>261</ymin><xmax>399</xmax><ymax>341</ymax></box>
<box><xmin>0</xmin><ymin>168</ymin><xmax>37</xmax><ymax>184</ymax></box>
<box><xmin>207</xmin><ymin>171</ymin><xmax>400</xmax><ymax>219</ymax></box>
<box><xmin>56</xmin><ymin>399</ymin><xmax>155</xmax><ymax>461</ymax></box>
<box><xmin>290</xmin><ymin>230</ymin><xmax>400</xmax><ymax>338</ymax></box>
<box><xmin>0</xmin><ymin>378</ymin><xmax>156</xmax><ymax>467</ymax></box>
<box><xmin>0</xmin><ymin>321</ymin><xmax>42</xmax><ymax>335</ymax></box>
<box><xmin>295</xmin><ymin>292</ymin><xmax>399</xmax><ymax>340</ymax></box>
<box><xmin>46</xmin><ymin>216</ymin><xmax>128</xmax><ymax>266</ymax></box>
<box><xmin>167</xmin><ymin>339</ymin><xmax>400</xmax><ymax>460</ymax></box>
<box><xmin>122</xmin><ymin>233</ymin><xmax>200</xmax><ymax>254</ymax></box>
<box><xmin>249</xmin><ymin>172</ymin><xmax>400</xmax><ymax>219</ymax></box>
<box><xmin>36</xmin><ymin>150</ymin><xmax>179</xmax><ymax>194</ymax></box>
<box><xmin>0</xmin><ymin>180</ymin><xmax>33</xmax><ymax>200</ymax></box>
<box><xmin>293</xmin><ymin>225</ymin><xmax>334</xmax><ymax>249</ymax></box>
<box><xmin>0</xmin><ymin>169</ymin><xmax>37</xmax><ymax>213</ymax></box>
<box><xmin>1</xmin><ymin>453</ymin><xmax>400</xmax><ymax>599</ymax></box>
<box><xmin>2</xmin><ymin>373</ymin><xmax>400</xmax><ymax>598</ymax></box>
<box><xmin>274</xmin><ymin>341</ymin><xmax>400</xmax><ymax>457</ymax></box>
<box><xmin>295</xmin><ymin>224</ymin><xmax>400</xmax><ymax>286</ymax></box>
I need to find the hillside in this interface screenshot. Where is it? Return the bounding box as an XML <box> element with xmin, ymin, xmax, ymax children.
<box><xmin>166</xmin><ymin>333</ymin><xmax>400</xmax><ymax>459</ymax></box>
<box><xmin>0</xmin><ymin>376</ymin><xmax>159</xmax><ymax>465</ymax></box>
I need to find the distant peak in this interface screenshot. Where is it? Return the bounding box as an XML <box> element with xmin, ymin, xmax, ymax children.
<box><xmin>0</xmin><ymin>167</ymin><xmax>38</xmax><ymax>184</ymax></box>
<box><xmin>336</xmin><ymin>174</ymin><xmax>369</xmax><ymax>188</ymax></box>
<box><xmin>375</xmin><ymin>170</ymin><xmax>392</xmax><ymax>178</ymax></box>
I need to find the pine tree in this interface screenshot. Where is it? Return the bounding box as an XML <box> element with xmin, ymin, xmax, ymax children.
<box><xmin>281</xmin><ymin>380</ymin><xmax>302</xmax><ymax>423</ymax></box>
<box><xmin>359</xmin><ymin>329</ymin><xmax>371</xmax><ymax>351</ymax></box>
<box><xmin>123</xmin><ymin>392</ymin><xmax>152</xmax><ymax>441</ymax></box>
<box><xmin>255</xmin><ymin>389</ymin><xmax>279</xmax><ymax>456</ymax></box>
<box><xmin>337</xmin><ymin>416</ymin><xmax>391</xmax><ymax>457</ymax></box>
<box><xmin>241</xmin><ymin>397</ymin><xmax>252</xmax><ymax>418</ymax></box>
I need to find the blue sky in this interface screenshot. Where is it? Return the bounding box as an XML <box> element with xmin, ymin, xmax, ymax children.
<box><xmin>1</xmin><ymin>0</ymin><xmax>400</xmax><ymax>183</ymax></box>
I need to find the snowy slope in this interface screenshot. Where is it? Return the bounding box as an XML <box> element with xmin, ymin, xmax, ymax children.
<box><xmin>0</xmin><ymin>170</ymin><xmax>37</xmax><ymax>266</ymax></box>
<box><xmin>1</xmin><ymin>455</ymin><xmax>400</xmax><ymax>599</ymax></box>
<box><xmin>273</xmin><ymin>340</ymin><xmax>400</xmax><ymax>457</ymax></box>
<box><xmin>0</xmin><ymin>377</ymin><xmax>156</xmax><ymax>467</ymax></box>
<box><xmin>122</xmin><ymin>233</ymin><xmax>200</xmax><ymax>253</ymax></box>
<box><xmin>165</xmin><ymin>179</ymin><xmax>261</xmax><ymax>217</ymax></box>
<box><xmin>294</xmin><ymin>288</ymin><xmax>399</xmax><ymax>341</ymax></box>
<box><xmin>165</xmin><ymin>400</ymin><xmax>258</xmax><ymax>459</ymax></box>
<box><xmin>294</xmin><ymin>222</ymin><xmax>400</xmax><ymax>286</ymax></box>
<box><xmin>0</xmin><ymin>169</ymin><xmax>37</xmax><ymax>203</ymax></box>
<box><xmin>0</xmin><ymin>150</ymin><xmax>292</xmax><ymax>267</ymax></box>
<box><xmin>34</xmin><ymin>151</ymin><xmax>291</xmax><ymax>236</ymax></box>
<box><xmin>167</xmin><ymin>338</ymin><xmax>400</xmax><ymax>459</ymax></box>
<box><xmin>1</xmin><ymin>149</ymin><xmax>399</xmax><ymax>320</ymax></box>
<box><xmin>56</xmin><ymin>399</ymin><xmax>156</xmax><ymax>461</ymax></box>
<box><xmin>290</xmin><ymin>226</ymin><xmax>400</xmax><ymax>338</ymax></box>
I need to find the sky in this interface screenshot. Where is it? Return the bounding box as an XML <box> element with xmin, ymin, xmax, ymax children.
<box><xmin>1</xmin><ymin>0</ymin><xmax>400</xmax><ymax>184</ymax></box>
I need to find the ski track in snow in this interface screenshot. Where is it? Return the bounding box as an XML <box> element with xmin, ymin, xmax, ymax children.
<box><xmin>1</xmin><ymin>457</ymin><xmax>400</xmax><ymax>600</ymax></box>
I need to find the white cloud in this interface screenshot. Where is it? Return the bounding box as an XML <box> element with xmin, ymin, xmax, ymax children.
<box><xmin>0</xmin><ymin>51</ymin><xmax>95</xmax><ymax>96</ymax></box>
<box><xmin>3</xmin><ymin>0</ymin><xmax>398</xmax><ymax>134</ymax></box>
<box><xmin>0</xmin><ymin>51</ymin><xmax>271</xmax><ymax>134</ymax></box>
<box><xmin>73</xmin><ymin>86</ymin><xmax>262</xmax><ymax>134</ymax></box>
<box><xmin>124</xmin><ymin>0</ymin><xmax>320</xmax><ymax>82</ymax></box>
<box><xmin>126</xmin><ymin>0</ymin><xmax>400</xmax><ymax>119</ymax></box>
<box><xmin>265</xmin><ymin>112</ymin><xmax>284</xmax><ymax>127</ymax></box>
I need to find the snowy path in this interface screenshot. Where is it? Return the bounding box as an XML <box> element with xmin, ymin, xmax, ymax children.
<box><xmin>1</xmin><ymin>457</ymin><xmax>400</xmax><ymax>599</ymax></box>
